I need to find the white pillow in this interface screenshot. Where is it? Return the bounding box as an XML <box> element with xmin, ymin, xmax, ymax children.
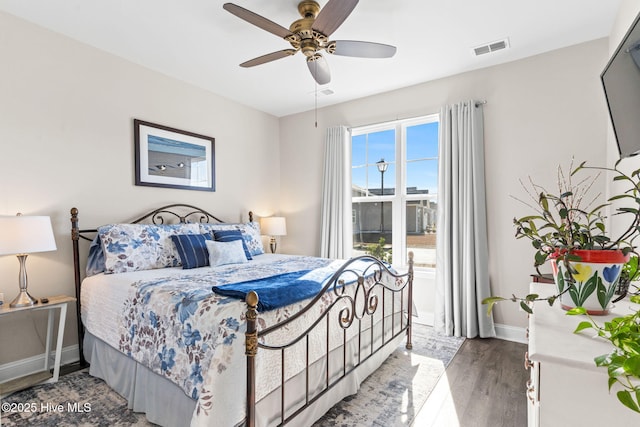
<box><xmin>200</xmin><ymin>221</ymin><xmax>264</xmax><ymax>256</ymax></box>
<box><xmin>205</xmin><ymin>239</ymin><xmax>248</xmax><ymax>267</ymax></box>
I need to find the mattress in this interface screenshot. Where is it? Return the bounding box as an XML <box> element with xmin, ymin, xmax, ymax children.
<box><xmin>80</xmin><ymin>253</ymin><xmax>408</xmax><ymax>426</ymax></box>
<box><xmin>81</xmin><ymin>253</ymin><xmax>294</xmax><ymax>350</ymax></box>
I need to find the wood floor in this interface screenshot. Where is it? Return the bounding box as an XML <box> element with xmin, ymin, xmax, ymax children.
<box><xmin>412</xmin><ymin>337</ymin><xmax>528</xmax><ymax>427</ymax></box>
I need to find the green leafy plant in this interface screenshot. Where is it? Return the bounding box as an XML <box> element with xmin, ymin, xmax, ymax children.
<box><xmin>572</xmin><ymin>307</ymin><xmax>640</xmax><ymax>412</ymax></box>
<box><xmin>365</xmin><ymin>237</ymin><xmax>391</xmax><ymax>263</ymax></box>
<box><xmin>618</xmin><ymin>256</ymin><xmax>640</xmax><ymax>299</ymax></box>
<box><xmin>482</xmin><ymin>158</ymin><xmax>640</xmax><ymax>414</ymax></box>
<box><xmin>483</xmin><ymin>160</ymin><xmax>640</xmax><ymax>315</ymax></box>
<box><xmin>623</xmin><ymin>256</ymin><xmax>640</xmax><ymax>282</ymax></box>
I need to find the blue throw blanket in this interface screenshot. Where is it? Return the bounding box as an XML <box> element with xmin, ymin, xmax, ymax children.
<box><xmin>212</xmin><ymin>268</ymin><xmax>335</xmax><ymax>311</ymax></box>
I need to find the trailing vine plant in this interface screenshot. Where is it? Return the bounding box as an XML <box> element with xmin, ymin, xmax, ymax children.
<box><xmin>483</xmin><ymin>159</ymin><xmax>640</xmax><ymax>315</ymax></box>
<box><xmin>572</xmin><ymin>303</ymin><xmax>640</xmax><ymax>413</ymax></box>
<box><xmin>482</xmin><ymin>158</ymin><xmax>640</xmax><ymax>413</ymax></box>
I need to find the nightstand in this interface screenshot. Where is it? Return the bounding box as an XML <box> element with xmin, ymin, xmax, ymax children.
<box><xmin>0</xmin><ymin>295</ymin><xmax>75</xmax><ymax>397</ymax></box>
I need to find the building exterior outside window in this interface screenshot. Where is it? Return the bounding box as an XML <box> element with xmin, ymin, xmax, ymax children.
<box><xmin>351</xmin><ymin>114</ymin><xmax>439</xmax><ymax>268</ymax></box>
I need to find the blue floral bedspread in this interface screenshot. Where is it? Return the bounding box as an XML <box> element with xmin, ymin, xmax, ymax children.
<box><xmin>118</xmin><ymin>256</ymin><xmax>335</xmax><ymax>403</ymax></box>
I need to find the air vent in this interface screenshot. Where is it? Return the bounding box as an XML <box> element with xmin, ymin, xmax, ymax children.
<box><xmin>472</xmin><ymin>38</ymin><xmax>510</xmax><ymax>56</ymax></box>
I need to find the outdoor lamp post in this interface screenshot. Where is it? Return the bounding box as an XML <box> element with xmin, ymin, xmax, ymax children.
<box><xmin>376</xmin><ymin>159</ymin><xmax>388</xmax><ymax>235</ymax></box>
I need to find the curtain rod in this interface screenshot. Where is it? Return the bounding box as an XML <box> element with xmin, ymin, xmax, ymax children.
<box><xmin>347</xmin><ymin>100</ymin><xmax>488</xmax><ymax>130</ymax></box>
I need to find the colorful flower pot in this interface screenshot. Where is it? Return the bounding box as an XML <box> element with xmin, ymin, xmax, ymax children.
<box><xmin>550</xmin><ymin>249</ymin><xmax>630</xmax><ymax>315</ymax></box>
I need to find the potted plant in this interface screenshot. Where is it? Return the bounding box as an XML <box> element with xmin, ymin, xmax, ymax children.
<box><xmin>484</xmin><ymin>160</ymin><xmax>640</xmax><ymax>316</ymax></box>
<box><xmin>483</xmin><ymin>159</ymin><xmax>640</xmax><ymax>413</ymax></box>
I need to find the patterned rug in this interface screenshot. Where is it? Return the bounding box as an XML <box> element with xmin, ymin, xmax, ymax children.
<box><xmin>0</xmin><ymin>324</ymin><xmax>464</xmax><ymax>427</ymax></box>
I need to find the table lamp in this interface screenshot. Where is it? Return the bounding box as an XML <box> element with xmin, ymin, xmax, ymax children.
<box><xmin>260</xmin><ymin>217</ymin><xmax>287</xmax><ymax>254</ymax></box>
<box><xmin>0</xmin><ymin>214</ymin><xmax>57</xmax><ymax>307</ymax></box>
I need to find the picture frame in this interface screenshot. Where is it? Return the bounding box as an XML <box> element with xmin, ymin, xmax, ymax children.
<box><xmin>134</xmin><ymin>119</ymin><xmax>215</xmax><ymax>192</ymax></box>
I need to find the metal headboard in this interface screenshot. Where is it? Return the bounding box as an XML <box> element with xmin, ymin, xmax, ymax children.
<box><xmin>70</xmin><ymin>204</ymin><xmax>249</xmax><ymax>366</ymax></box>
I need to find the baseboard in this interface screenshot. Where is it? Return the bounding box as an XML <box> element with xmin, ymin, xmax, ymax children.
<box><xmin>0</xmin><ymin>345</ymin><xmax>80</xmax><ymax>382</ymax></box>
<box><xmin>413</xmin><ymin>308</ymin><xmax>434</xmax><ymax>326</ymax></box>
<box><xmin>494</xmin><ymin>323</ymin><xmax>528</xmax><ymax>344</ymax></box>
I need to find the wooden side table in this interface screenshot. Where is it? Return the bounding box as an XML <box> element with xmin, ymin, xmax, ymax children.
<box><xmin>0</xmin><ymin>295</ymin><xmax>75</xmax><ymax>397</ymax></box>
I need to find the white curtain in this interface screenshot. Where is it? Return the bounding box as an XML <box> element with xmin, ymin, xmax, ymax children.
<box><xmin>435</xmin><ymin>101</ymin><xmax>495</xmax><ymax>338</ymax></box>
<box><xmin>320</xmin><ymin>126</ymin><xmax>352</xmax><ymax>259</ymax></box>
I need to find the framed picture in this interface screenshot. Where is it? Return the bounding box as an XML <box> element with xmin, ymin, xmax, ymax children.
<box><xmin>134</xmin><ymin>119</ymin><xmax>215</xmax><ymax>192</ymax></box>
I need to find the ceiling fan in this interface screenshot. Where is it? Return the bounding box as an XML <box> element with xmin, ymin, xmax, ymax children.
<box><xmin>223</xmin><ymin>0</ymin><xmax>397</xmax><ymax>85</ymax></box>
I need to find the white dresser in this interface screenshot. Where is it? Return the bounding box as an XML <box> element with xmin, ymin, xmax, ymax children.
<box><xmin>527</xmin><ymin>283</ymin><xmax>640</xmax><ymax>426</ymax></box>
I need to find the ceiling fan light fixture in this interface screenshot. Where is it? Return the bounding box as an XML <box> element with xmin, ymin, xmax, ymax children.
<box><xmin>224</xmin><ymin>0</ymin><xmax>396</xmax><ymax>85</ymax></box>
<box><xmin>307</xmin><ymin>53</ymin><xmax>323</xmax><ymax>63</ymax></box>
<box><xmin>301</xmin><ymin>39</ymin><xmax>318</xmax><ymax>57</ymax></box>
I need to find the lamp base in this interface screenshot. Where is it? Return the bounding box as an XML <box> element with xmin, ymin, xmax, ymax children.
<box><xmin>10</xmin><ymin>290</ymin><xmax>38</xmax><ymax>308</ymax></box>
<box><xmin>269</xmin><ymin>237</ymin><xmax>277</xmax><ymax>254</ymax></box>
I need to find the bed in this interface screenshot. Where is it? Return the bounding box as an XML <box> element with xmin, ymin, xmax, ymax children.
<box><xmin>70</xmin><ymin>204</ymin><xmax>414</xmax><ymax>427</ymax></box>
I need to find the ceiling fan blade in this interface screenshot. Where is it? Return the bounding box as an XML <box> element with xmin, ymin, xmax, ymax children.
<box><xmin>307</xmin><ymin>55</ymin><xmax>331</xmax><ymax>85</ymax></box>
<box><xmin>330</xmin><ymin>40</ymin><xmax>397</xmax><ymax>58</ymax></box>
<box><xmin>223</xmin><ymin>3</ymin><xmax>293</xmax><ymax>39</ymax></box>
<box><xmin>240</xmin><ymin>49</ymin><xmax>297</xmax><ymax>68</ymax></box>
<box><xmin>312</xmin><ymin>0</ymin><xmax>359</xmax><ymax>37</ymax></box>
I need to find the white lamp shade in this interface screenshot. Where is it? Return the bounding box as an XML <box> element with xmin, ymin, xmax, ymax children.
<box><xmin>0</xmin><ymin>215</ymin><xmax>57</xmax><ymax>255</ymax></box>
<box><xmin>260</xmin><ymin>217</ymin><xmax>287</xmax><ymax>236</ymax></box>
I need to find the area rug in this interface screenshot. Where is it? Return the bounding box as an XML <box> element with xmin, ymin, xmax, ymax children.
<box><xmin>0</xmin><ymin>324</ymin><xmax>464</xmax><ymax>427</ymax></box>
<box><xmin>313</xmin><ymin>323</ymin><xmax>465</xmax><ymax>426</ymax></box>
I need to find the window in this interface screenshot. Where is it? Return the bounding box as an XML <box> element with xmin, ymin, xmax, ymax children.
<box><xmin>351</xmin><ymin>115</ymin><xmax>439</xmax><ymax>268</ymax></box>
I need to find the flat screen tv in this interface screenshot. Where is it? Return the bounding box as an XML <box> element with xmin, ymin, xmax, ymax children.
<box><xmin>602</xmin><ymin>10</ymin><xmax>640</xmax><ymax>158</ymax></box>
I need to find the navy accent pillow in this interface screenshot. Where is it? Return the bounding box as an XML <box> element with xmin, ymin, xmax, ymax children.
<box><xmin>170</xmin><ymin>234</ymin><xmax>212</xmax><ymax>269</ymax></box>
<box><xmin>212</xmin><ymin>229</ymin><xmax>253</xmax><ymax>260</ymax></box>
<box><xmin>86</xmin><ymin>235</ymin><xmax>105</xmax><ymax>276</ymax></box>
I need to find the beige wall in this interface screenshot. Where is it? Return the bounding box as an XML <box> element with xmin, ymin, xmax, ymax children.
<box><xmin>280</xmin><ymin>38</ymin><xmax>610</xmax><ymax>331</ymax></box>
<box><xmin>0</xmin><ymin>12</ymin><xmax>280</xmax><ymax>367</ymax></box>
<box><xmin>0</xmin><ymin>5</ymin><xmax>628</xmax><ymax>369</ymax></box>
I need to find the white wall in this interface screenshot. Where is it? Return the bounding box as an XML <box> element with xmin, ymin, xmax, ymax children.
<box><xmin>0</xmin><ymin>12</ymin><xmax>280</xmax><ymax>367</ymax></box>
<box><xmin>0</xmin><ymin>5</ymin><xmax>627</xmax><ymax>370</ymax></box>
<box><xmin>606</xmin><ymin>1</ymin><xmax>640</xmax><ymax>244</ymax></box>
<box><xmin>280</xmin><ymin>38</ymin><xmax>610</xmax><ymax>331</ymax></box>
<box><xmin>610</xmin><ymin>1</ymin><xmax>640</xmax><ymax>70</ymax></box>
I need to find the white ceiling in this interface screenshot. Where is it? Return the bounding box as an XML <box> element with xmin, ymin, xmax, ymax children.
<box><xmin>0</xmin><ymin>0</ymin><xmax>623</xmax><ymax>117</ymax></box>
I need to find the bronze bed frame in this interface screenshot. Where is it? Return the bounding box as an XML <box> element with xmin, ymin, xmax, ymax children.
<box><xmin>70</xmin><ymin>204</ymin><xmax>414</xmax><ymax>427</ymax></box>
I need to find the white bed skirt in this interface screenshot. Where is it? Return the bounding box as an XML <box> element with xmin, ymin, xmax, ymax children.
<box><xmin>85</xmin><ymin>330</ymin><xmax>406</xmax><ymax>427</ymax></box>
<box><xmin>85</xmin><ymin>332</ymin><xmax>196</xmax><ymax>426</ymax></box>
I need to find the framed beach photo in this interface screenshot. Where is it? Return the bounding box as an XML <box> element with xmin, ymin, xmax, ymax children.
<box><xmin>134</xmin><ymin>119</ymin><xmax>215</xmax><ymax>192</ymax></box>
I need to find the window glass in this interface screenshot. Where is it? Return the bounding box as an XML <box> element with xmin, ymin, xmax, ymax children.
<box><xmin>352</xmin><ymin>201</ymin><xmax>392</xmax><ymax>262</ymax></box>
<box><xmin>351</xmin><ymin>130</ymin><xmax>396</xmax><ymax>196</ymax></box>
<box><xmin>351</xmin><ymin>115</ymin><xmax>439</xmax><ymax>267</ymax></box>
<box><xmin>406</xmin><ymin>199</ymin><xmax>436</xmax><ymax>267</ymax></box>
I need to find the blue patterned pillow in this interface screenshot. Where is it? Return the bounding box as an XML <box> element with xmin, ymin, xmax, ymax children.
<box><xmin>212</xmin><ymin>229</ymin><xmax>253</xmax><ymax>260</ymax></box>
<box><xmin>98</xmin><ymin>223</ymin><xmax>201</xmax><ymax>274</ymax></box>
<box><xmin>200</xmin><ymin>222</ymin><xmax>264</xmax><ymax>256</ymax></box>
<box><xmin>170</xmin><ymin>233</ymin><xmax>212</xmax><ymax>269</ymax></box>
<box><xmin>205</xmin><ymin>239</ymin><xmax>248</xmax><ymax>267</ymax></box>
